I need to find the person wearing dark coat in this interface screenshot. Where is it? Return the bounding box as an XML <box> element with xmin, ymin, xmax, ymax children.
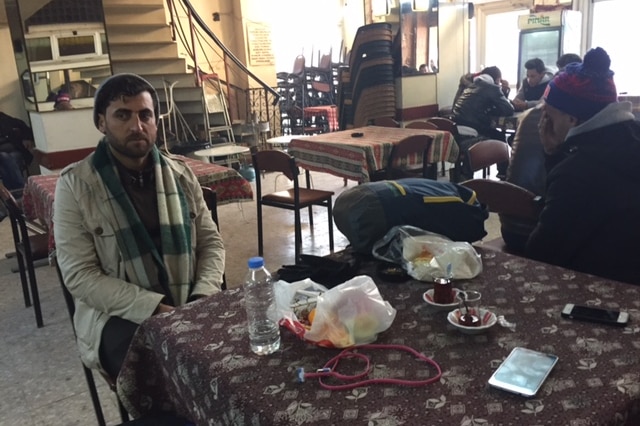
<box><xmin>452</xmin><ymin>69</ymin><xmax>515</xmax><ymax>178</ymax></box>
<box><xmin>526</xmin><ymin>47</ymin><xmax>640</xmax><ymax>285</ymax></box>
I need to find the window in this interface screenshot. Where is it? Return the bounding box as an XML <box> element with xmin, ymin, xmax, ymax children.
<box><xmin>592</xmin><ymin>0</ymin><xmax>639</xmax><ymax>94</ymax></box>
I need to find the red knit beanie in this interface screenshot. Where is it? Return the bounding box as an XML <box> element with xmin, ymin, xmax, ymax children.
<box><xmin>543</xmin><ymin>47</ymin><xmax>617</xmax><ymax>121</ymax></box>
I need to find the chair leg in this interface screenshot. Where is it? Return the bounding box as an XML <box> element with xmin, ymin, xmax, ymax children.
<box><xmin>14</xmin><ymin>252</ymin><xmax>31</xmax><ymax>308</ymax></box>
<box><xmin>327</xmin><ymin>202</ymin><xmax>334</xmax><ymax>252</ymax></box>
<box><xmin>82</xmin><ymin>365</ymin><xmax>107</xmax><ymax>426</ymax></box>
<box><xmin>294</xmin><ymin>208</ymin><xmax>302</xmax><ymax>263</ymax></box>
<box><xmin>24</xmin><ymin>251</ymin><xmax>44</xmax><ymax>328</ymax></box>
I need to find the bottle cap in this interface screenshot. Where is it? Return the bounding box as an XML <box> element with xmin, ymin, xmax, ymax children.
<box><xmin>248</xmin><ymin>256</ymin><xmax>264</xmax><ymax>269</ymax></box>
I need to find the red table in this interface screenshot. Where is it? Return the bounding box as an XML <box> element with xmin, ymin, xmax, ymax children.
<box><xmin>22</xmin><ymin>156</ymin><xmax>253</xmax><ymax>252</ymax></box>
<box><xmin>288</xmin><ymin>125</ymin><xmax>459</xmax><ymax>183</ymax></box>
<box><xmin>303</xmin><ymin>105</ymin><xmax>339</xmax><ymax>132</ymax></box>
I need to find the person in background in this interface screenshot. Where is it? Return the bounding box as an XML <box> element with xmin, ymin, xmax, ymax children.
<box><xmin>0</xmin><ymin>112</ymin><xmax>33</xmax><ymax>194</ymax></box>
<box><xmin>500</xmin><ymin>54</ymin><xmax>583</xmax><ymax>253</ymax></box>
<box><xmin>419</xmin><ymin>64</ymin><xmax>429</xmax><ymax>74</ymax></box>
<box><xmin>556</xmin><ymin>53</ymin><xmax>582</xmax><ymax>72</ymax></box>
<box><xmin>452</xmin><ymin>67</ymin><xmax>515</xmax><ymax>178</ymax></box>
<box><xmin>452</xmin><ymin>66</ymin><xmax>510</xmax><ymax>106</ymax></box>
<box><xmin>526</xmin><ymin>47</ymin><xmax>640</xmax><ymax>285</ymax></box>
<box><xmin>429</xmin><ymin>59</ymin><xmax>438</xmax><ymax>73</ymax></box>
<box><xmin>54</xmin><ymin>73</ymin><xmax>226</xmax><ymax>380</ymax></box>
<box><xmin>512</xmin><ymin>58</ymin><xmax>554</xmax><ymax>111</ymax></box>
<box><xmin>54</xmin><ymin>91</ymin><xmax>74</xmax><ymax>111</ymax></box>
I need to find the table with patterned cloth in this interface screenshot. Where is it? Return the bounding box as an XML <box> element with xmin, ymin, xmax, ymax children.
<box><xmin>288</xmin><ymin>125</ymin><xmax>459</xmax><ymax>183</ymax></box>
<box><xmin>117</xmin><ymin>247</ymin><xmax>640</xmax><ymax>425</ymax></box>
<box><xmin>21</xmin><ymin>156</ymin><xmax>253</xmax><ymax>252</ymax></box>
<box><xmin>303</xmin><ymin>105</ymin><xmax>339</xmax><ymax>132</ymax></box>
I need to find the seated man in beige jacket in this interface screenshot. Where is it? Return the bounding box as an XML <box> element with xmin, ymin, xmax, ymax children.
<box><xmin>54</xmin><ymin>73</ymin><xmax>225</xmax><ymax>378</ymax></box>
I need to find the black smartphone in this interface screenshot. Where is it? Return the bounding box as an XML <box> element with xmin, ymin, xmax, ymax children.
<box><xmin>561</xmin><ymin>303</ymin><xmax>629</xmax><ymax>327</ymax></box>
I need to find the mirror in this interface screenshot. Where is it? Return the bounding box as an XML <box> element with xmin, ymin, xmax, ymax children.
<box><xmin>371</xmin><ymin>0</ymin><xmax>438</xmax><ymax>76</ymax></box>
<box><xmin>6</xmin><ymin>0</ymin><xmax>111</xmax><ymax>111</ymax></box>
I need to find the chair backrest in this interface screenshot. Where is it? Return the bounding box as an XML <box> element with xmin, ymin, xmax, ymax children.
<box><xmin>291</xmin><ymin>55</ymin><xmax>306</xmax><ymax>76</ymax></box>
<box><xmin>387</xmin><ymin>134</ymin><xmax>433</xmax><ymax>178</ymax></box>
<box><xmin>252</xmin><ymin>149</ymin><xmax>298</xmax><ymax>181</ymax></box>
<box><xmin>466</xmin><ymin>139</ymin><xmax>510</xmax><ymax>173</ymax></box>
<box><xmin>373</xmin><ymin>116</ymin><xmax>399</xmax><ymax>128</ymax></box>
<box><xmin>318</xmin><ymin>53</ymin><xmax>332</xmax><ymax>70</ymax></box>
<box><xmin>425</xmin><ymin>117</ymin><xmax>459</xmax><ymax>136</ymax></box>
<box><xmin>461</xmin><ymin>179</ymin><xmax>542</xmax><ymax>220</ymax></box>
<box><xmin>0</xmin><ymin>184</ymin><xmax>36</xmax><ymax>257</ymax></box>
<box><xmin>405</xmin><ymin>120</ymin><xmax>438</xmax><ymax>130</ymax></box>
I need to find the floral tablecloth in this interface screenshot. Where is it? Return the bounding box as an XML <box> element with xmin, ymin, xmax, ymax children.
<box><xmin>117</xmin><ymin>248</ymin><xmax>640</xmax><ymax>425</ymax></box>
<box><xmin>288</xmin><ymin>125</ymin><xmax>459</xmax><ymax>183</ymax></box>
<box><xmin>22</xmin><ymin>157</ymin><xmax>252</xmax><ymax>252</ymax></box>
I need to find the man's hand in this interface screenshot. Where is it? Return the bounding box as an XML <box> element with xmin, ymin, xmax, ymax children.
<box><xmin>154</xmin><ymin>303</ymin><xmax>175</xmax><ymax>315</ymax></box>
<box><xmin>512</xmin><ymin>98</ymin><xmax>527</xmax><ymax>111</ymax></box>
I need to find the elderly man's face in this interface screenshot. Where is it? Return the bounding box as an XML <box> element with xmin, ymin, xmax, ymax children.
<box><xmin>526</xmin><ymin>69</ymin><xmax>545</xmax><ymax>87</ymax></box>
<box><xmin>538</xmin><ymin>102</ymin><xmax>578</xmax><ymax>154</ymax></box>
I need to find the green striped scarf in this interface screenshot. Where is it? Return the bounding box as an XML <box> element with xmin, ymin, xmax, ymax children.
<box><xmin>92</xmin><ymin>139</ymin><xmax>192</xmax><ymax>305</ymax></box>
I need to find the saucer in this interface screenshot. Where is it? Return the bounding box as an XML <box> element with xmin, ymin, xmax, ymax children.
<box><xmin>447</xmin><ymin>308</ymin><xmax>497</xmax><ymax>334</ymax></box>
<box><xmin>423</xmin><ymin>288</ymin><xmax>461</xmax><ymax>311</ymax></box>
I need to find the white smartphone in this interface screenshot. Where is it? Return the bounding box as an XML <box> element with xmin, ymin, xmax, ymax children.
<box><xmin>561</xmin><ymin>303</ymin><xmax>629</xmax><ymax>327</ymax></box>
<box><xmin>488</xmin><ymin>347</ymin><xmax>559</xmax><ymax>397</ymax></box>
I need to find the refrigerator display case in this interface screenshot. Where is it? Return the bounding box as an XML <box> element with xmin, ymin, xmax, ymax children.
<box><xmin>516</xmin><ymin>10</ymin><xmax>581</xmax><ymax>86</ymax></box>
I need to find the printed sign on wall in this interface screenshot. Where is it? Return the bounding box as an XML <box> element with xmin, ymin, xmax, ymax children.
<box><xmin>247</xmin><ymin>22</ymin><xmax>275</xmax><ymax>66</ymax></box>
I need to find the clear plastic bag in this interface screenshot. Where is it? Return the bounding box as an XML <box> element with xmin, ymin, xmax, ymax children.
<box><xmin>274</xmin><ymin>275</ymin><xmax>397</xmax><ymax>348</ymax></box>
<box><xmin>372</xmin><ymin>225</ymin><xmax>483</xmax><ymax>281</ymax></box>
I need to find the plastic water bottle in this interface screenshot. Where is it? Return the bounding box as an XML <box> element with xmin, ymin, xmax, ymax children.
<box><xmin>244</xmin><ymin>256</ymin><xmax>281</xmax><ymax>355</ymax></box>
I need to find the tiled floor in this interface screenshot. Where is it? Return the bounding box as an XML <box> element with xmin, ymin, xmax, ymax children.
<box><xmin>0</xmin><ymin>169</ymin><xmax>500</xmax><ymax>425</ymax></box>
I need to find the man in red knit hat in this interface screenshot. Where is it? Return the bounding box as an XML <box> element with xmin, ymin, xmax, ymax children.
<box><xmin>526</xmin><ymin>47</ymin><xmax>640</xmax><ymax>285</ymax></box>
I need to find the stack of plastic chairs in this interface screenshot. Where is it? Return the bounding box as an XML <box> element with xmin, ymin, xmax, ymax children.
<box><xmin>338</xmin><ymin>23</ymin><xmax>396</xmax><ymax>129</ymax></box>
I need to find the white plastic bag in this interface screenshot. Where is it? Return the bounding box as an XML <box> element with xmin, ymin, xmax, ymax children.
<box><xmin>274</xmin><ymin>275</ymin><xmax>396</xmax><ymax>348</ymax></box>
<box><xmin>372</xmin><ymin>225</ymin><xmax>482</xmax><ymax>281</ymax></box>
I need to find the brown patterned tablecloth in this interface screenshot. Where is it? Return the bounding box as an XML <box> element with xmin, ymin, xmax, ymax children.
<box><xmin>288</xmin><ymin>126</ymin><xmax>459</xmax><ymax>183</ymax></box>
<box><xmin>22</xmin><ymin>157</ymin><xmax>252</xmax><ymax>252</ymax></box>
<box><xmin>117</xmin><ymin>248</ymin><xmax>640</xmax><ymax>425</ymax></box>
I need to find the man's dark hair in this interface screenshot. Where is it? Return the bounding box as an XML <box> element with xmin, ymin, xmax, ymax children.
<box><xmin>480</xmin><ymin>66</ymin><xmax>502</xmax><ymax>83</ymax></box>
<box><xmin>556</xmin><ymin>53</ymin><xmax>582</xmax><ymax>71</ymax></box>
<box><xmin>524</xmin><ymin>58</ymin><xmax>546</xmax><ymax>73</ymax></box>
<box><xmin>93</xmin><ymin>73</ymin><xmax>159</xmax><ymax>127</ymax></box>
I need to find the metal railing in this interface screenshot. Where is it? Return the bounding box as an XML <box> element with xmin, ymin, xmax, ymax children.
<box><xmin>165</xmin><ymin>0</ymin><xmax>280</xmax><ymax>133</ymax></box>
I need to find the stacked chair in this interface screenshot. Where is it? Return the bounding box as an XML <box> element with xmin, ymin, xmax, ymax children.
<box><xmin>276</xmin><ymin>55</ymin><xmax>306</xmax><ymax>135</ymax></box>
<box><xmin>338</xmin><ymin>23</ymin><xmax>396</xmax><ymax>129</ymax></box>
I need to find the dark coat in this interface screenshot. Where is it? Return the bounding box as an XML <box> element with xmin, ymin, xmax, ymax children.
<box><xmin>526</xmin><ymin>104</ymin><xmax>640</xmax><ymax>284</ymax></box>
<box><xmin>452</xmin><ymin>78</ymin><xmax>515</xmax><ymax>137</ymax></box>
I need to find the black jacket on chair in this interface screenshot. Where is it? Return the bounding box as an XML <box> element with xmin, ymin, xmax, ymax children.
<box><xmin>526</xmin><ymin>102</ymin><xmax>640</xmax><ymax>284</ymax></box>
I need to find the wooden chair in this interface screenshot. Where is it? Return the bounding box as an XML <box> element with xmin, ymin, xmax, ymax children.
<box><xmin>252</xmin><ymin>150</ymin><xmax>334</xmax><ymax>263</ymax></box>
<box><xmin>54</xmin><ymin>260</ymin><xmax>130</xmax><ymax>426</ymax></box>
<box><xmin>370</xmin><ymin>134</ymin><xmax>434</xmax><ymax>181</ymax></box>
<box><xmin>466</xmin><ymin>139</ymin><xmax>510</xmax><ymax>178</ymax></box>
<box><xmin>461</xmin><ymin>179</ymin><xmax>543</xmax><ymax>253</ymax></box>
<box><xmin>405</xmin><ymin>120</ymin><xmax>438</xmax><ymax>130</ymax></box>
<box><xmin>373</xmin><ymin>116</ymin><xmax>399</xmax><ymax>127</ymax></box>
<box><xmin>201</xmin><ymin>186</ymin><xmax>227</xmax><ymax>290</ymax></box>
<box><xmin>0</xmin><ymin>184</ymin><xmax>48</xmax><ymax>328</ymax></box>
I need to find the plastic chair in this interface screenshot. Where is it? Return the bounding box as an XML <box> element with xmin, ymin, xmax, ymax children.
<box><xmin>252</xmin><ymin>150</ymin><xmax>334</xmax><ymax>263</ymax></box>
<box><xmin>0</xmin><ymin>184</ymin><xmax>48</xmax><ymax>328</ymax></box>
<box><xmin>466</xmin><ymin>139</ymin><xmax>510</xmax><ymax>178</ymax></box>
<box><xmin>54</xmin><ymin>260</ymin><xmax>130</xmax><ymax>426</ymax></box>
<box><xmin>201</xmin><ymin>186</ymin><xmax>226</xmax><ymax>290</ymax></box>
<box><xmin>370</xmin><ymin>134</ymin><xmax>434</xmax><ymax>181</ymax></box>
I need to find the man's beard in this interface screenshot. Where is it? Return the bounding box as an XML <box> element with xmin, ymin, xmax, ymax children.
<box><xmin>105</xmin><ymin>131</ymin><xmax>155</xmax><ymax>159</ymax></box>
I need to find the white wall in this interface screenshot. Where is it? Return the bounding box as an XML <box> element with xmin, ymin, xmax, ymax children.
<box><xmin>437</xmin><ymin>3</ymin><xmax>470</xmax><ymax>108</ymax></box>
